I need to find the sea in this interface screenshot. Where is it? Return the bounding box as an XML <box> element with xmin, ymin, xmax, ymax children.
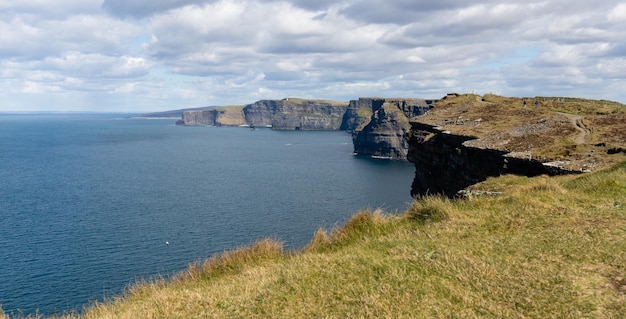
<box><xmin>0</xmin><ymin>113</ymin><xmax>416</xmax><ymax>316</ymax></box>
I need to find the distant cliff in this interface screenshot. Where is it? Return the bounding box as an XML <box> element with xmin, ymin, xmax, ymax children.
<box><xmin>178</xmin><ymin>97</ymin><xmax>436</xmax><ymax>159</ymax></box>
<box><xmin>179</xmin><ymin>98</ymin><xmax>348</xmax><ymax>130</ymax></box>
<box><xmin>346</xmin><ymin>98</ymin><xmax>434</xmax><ymax>159</ymax></box>
<box><xmin>179</xmin><ymin>106</ymin><xmax>245</xmax><ymax>126</ymax></box>
<box><xmin>142</xmin><ymin>106</ymin><xmax>217</xmax><ymax>119</ymax></box>
<box><xmin>243</xmin><ymin>98</ymin><xmax>348</xmax><ymax>130</ymax></box>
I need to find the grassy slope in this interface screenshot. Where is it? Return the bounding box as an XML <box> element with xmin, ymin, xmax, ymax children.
<box><xmin>4</xmin><ymin>160</ymin><xmax>621</xmax><ymax>318</ymax></box>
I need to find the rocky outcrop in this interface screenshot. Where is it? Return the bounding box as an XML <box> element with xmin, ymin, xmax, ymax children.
<box><xmin>243</xmin><ymin>98</ymin><xmax>348</xmax><ymax>130</ymax></box>
<box><xmin>347</xmin><ymin>98</ymin><xmax>434</xmax><ymax>159</ymax></box>
<box><xmin>407</xmin><ymin>121</ymin><xmax>579</xmax><ymax>197</ymax></box>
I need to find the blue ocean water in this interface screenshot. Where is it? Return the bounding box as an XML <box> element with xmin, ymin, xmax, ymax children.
<box><xmin>0</xmin><ymin>114</ymin><xmax>415</xmax><ymax>316</ymax></box>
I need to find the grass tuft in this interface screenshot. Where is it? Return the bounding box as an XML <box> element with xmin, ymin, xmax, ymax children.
<box><xmin>405</xmin><ymin>196</ymin><xmax>451</xmax><ymax>224</ymax></box>
<box><xmin>304</xmin><ymin>228</ymin><xmax>331</xmax><ymax>252</ymax></box>
<box><xmin>520</xmin><ymin>176</ymin><xmax>567</xmax><ymax>194</ymax></box>
<box><xmin>328</xmin><ymin>209</ymin><xmax>390</xmax><ymax>244</ymax></box>
<box><xmin>182</xmin><ymin>238</ymin><xmax>284</xmax><ymax>281</ymax></box>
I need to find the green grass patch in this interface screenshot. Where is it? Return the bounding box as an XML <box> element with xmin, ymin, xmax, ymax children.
<box><xmin>356</xmin><ymin>106</ymin><xmax>373</xmax><ymax>118</ymax></box>
<box><xmin>214</xmin><ymin>105</ymin><xmax>244</xmax><ymax>111</ymax></box>
<box><xmin>281</xmin><ymin>98</ymin><xmax>347</xmax><ymax>107</ymax></box>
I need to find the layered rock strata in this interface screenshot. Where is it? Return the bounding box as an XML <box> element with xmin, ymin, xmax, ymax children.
<box><xmin>180</xmin><ymin>107</ymin><xmax>245</xmax><ymax>126</ymax></box>
<box><xmin>407</xmin><ymin>121</ymin><xmax>579</xmax><ymax>197</ymax></box>
<box><xmin>347</xmin><ymin>98</ymin><xmax>434</xmax><ymax>159</ymax></box>
<box><xmin>243</xmin><ymin>99</ymin><xmax>348</xmax><ymax>130</ymax></box>
<box><xmin>179</xmin><ymin>99</ymin><xmax>348</xmax><ymax>130</ymax></box>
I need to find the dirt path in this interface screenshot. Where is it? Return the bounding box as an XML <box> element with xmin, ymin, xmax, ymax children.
<box><xmin>559</xmin><ymin>112</ymin><xmax>590</xmax><ymax>144</ymax></box>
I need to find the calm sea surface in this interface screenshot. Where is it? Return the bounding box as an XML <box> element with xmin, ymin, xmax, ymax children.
<box><xmin>0</xmin><ymin>114</ymin><xmax>416</xmax><ymax>316</ymax></box>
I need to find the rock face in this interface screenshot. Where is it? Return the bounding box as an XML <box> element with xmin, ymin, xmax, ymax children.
<box><xmin>346</xmin><ymin>98</ymin><xmax>434</xmax><ymax>159</ymax></box>
<box><xmin>340</xmin><ymin>99</ymin><xmax>376</xmax><ymax>132</ymax></box>
<box><xmin>179</xmin><ymin>99</ymin><xmax>348</xmax><ymax>130</ymax></box>
<box><xmin>181</xmin><ymin>109</ymin><xmax>218</xmax><ymax>126</ymax></box>
<box><xmin>242</xmin><ymin>100</ymin><xmax>281</xmax><ymax>127</ymax></box>
<box><xmin>243</xmin><ymin>99</ymin><xmax>348</xmax><ymax>130</ymax></box>
<box><xmin>180</xmin><ymin>107</ymin><xmax>245</xmax><ymax>126</ymax></box>
<box><xmin>406</xmin><ymin>121</ymin><xmax>578</xmax><ymax>197</ymax></box>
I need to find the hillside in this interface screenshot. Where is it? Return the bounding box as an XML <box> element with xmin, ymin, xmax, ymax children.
<box><xmin>3</xmin><ymin>160</ymin><xmax>622</xmax><ymax>318</ymax></box>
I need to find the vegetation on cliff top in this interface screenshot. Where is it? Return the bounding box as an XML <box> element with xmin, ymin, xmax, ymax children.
<box><xmin>415</xmin><ymin>94</ymin><xmax>626</xmax><ymax>171</ymax></box>
<box><xmin>5</xmin><ymin>160</ymin><xmax>625</xmax><ymax>318</ymax></box>
<box><xmin>209</xmin><ymin>105</ymin><xmax>246</xmax><ymax>126</ymax></box>
<box><xmin>280</xmin><ymin>98</ymin><xmax>347</xmax><ymax>106</ymax></box>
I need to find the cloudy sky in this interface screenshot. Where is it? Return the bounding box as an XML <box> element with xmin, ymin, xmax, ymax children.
<box><xmin>1</xmin><ymin>0</ymin><xmax>625</xmax><ymax>112</ymax></box>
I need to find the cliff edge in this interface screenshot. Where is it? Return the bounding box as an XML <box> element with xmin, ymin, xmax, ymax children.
<box><xmin>408</xmin><ymin>94</ymin><xmax>626</xmax><ymax>197</ymax></box>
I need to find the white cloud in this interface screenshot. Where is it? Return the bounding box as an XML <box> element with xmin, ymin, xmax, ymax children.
<box><xmin>0</xmin><ymin>0</ymin><xmax>625</xmax><ymax>112</ymax></box>
<box><xmin>608</xmin><ymin>3</ymin><xmax>626</xmax><ymax>22</ymax></box>
<box><xmin>22</xmin><ymin>81</ymin><xmax>61</xmax><ymax>94</ymax></box>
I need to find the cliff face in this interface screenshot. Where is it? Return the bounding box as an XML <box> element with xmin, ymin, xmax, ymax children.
<box><xmin>181</xmin><ymin>109</ymin><xmax>217</xmax><ymax>126</ymax></box>
<box><xmin>406</xmin><ymin>122</ymin><xmax>563</xmax><ymax>197</ymax></box>
<box><xmin>243</xmin><ymin>99</ymin><xmax>348</xmax><ymax>130</ymax></box>
<box><xmin>340</xmin><ymin>98</ymin><xmax>377</xmax><ymax>132</ymax></box>
<box><xmin>242</xmin><ymin>100</ymin><xmax>282</xmax><ymax>127</ymax></box>
<box><xmin>180</xmin><ymin>107</ymin><xmax>245</xmax><ymax>126</ymax></box>
<box><xmin>348</xmin><ymin>98</ymin><xmax>434</xmax><ymax>159</ymax></box>
<box><xmin>180</xmin><ymin>99</ymin><xmax>348</xmax><ymax>130</ymax></box>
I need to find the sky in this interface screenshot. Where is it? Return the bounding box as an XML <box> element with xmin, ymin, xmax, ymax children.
<box><xmin>1</xmin><ymin>0</ymin><xmax>626</xmax><ymax>112</ymax></box>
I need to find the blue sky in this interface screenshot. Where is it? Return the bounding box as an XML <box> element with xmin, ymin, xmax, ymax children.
<box><xmin>1</xmin><ymin>0</ymin><xmax>626</xmax><ymax>112</ymax></box>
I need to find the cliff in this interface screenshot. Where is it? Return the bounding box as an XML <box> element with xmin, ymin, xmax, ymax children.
<box><xmin>407</xmin><ymin>94</ymin><xmax>626</xmax><ymax>197</ymax></box>
<box><xmin>346</xmin><ymin>98</ymin><xmax>434</xmax><ymax>159</ymax></box>
<box><xmin>142</xmin><ymin>106</ymin><xmax>216</xmax><ymax>119</ymax></box>
<box><xmin>180</xmin><ymin>106</ymin><xmax>245</xmax><ymax>126</ymax></box>
<box><xmin>407</xmin><ymin>121</ymin><xmax>567</xmax><ymax>197</ymax></box>
<box><xmin>179</xmin><ymin>98</ymin><xmax>348</xmax><ymax>130</ymax></box>
<box><xmin>243</xmin><ymin>98</ymin><xmax>348</xmax><ymax>130</ymax></box>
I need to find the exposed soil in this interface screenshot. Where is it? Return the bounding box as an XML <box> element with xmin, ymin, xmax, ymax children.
<box><xmin>559</xmin><ymin>112</ymin><xmax>591</xmax><ymax>144</ymax></box>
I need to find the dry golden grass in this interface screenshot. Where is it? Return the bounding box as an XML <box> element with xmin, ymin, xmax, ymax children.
<box><xmin>2</xmin><ymin>161</ymin><xmax>621</xmax><ymax>318</ymax></box>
